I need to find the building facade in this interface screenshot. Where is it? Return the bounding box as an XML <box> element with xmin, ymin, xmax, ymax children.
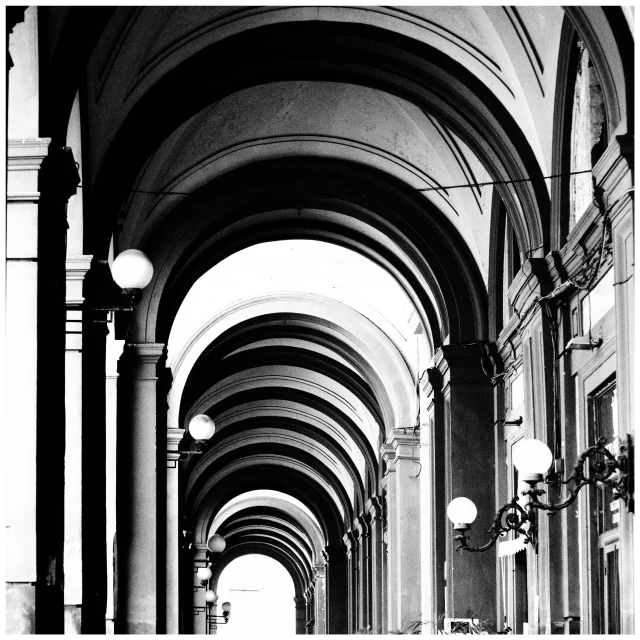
<box><xmin>5</xmin><ymin>5</ymin><xmax>635</xmax><ymax>635</ymax></box>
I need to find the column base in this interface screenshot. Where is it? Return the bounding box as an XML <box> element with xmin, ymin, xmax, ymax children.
<box><xmin>6</xmin><ymin>583</ymin><xmax>36</xmax><ymax>634</ymax></box>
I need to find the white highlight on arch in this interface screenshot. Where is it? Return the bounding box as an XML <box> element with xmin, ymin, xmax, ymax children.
<box><xmin>167</xmin><ymin>290</ymin><xmax>417</xmax><ymax>439</ymax></box>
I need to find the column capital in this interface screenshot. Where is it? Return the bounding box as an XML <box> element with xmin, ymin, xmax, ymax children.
<box><xmin>38</xmin><ymin>146</ymin><xmax>81</xmax><ymax>204</ymax></box>
<box><xmin>421</xmin><ymin>366</ymin><xmax>443</xmax><ymax>399</ymax></box>
<box><xmin>343</xmin><ymin>530</ymin><xmax>358</xmax><ymax>554</ymax></box>
<box><xmin>507</xmin><ymin>258</ymin><xmax>552</xmax><ymax>326</ymax></box>
<box><xmin>354</xmin><ymin>513</ymin><xmax>370</xmax><ymax>537</ymax></box>
<box><xmin>124</xmin><ymin>343</ymin><xmax>166</xmax><ymax>361</ymax></box>
<box><xmin>120</xmin><ymin>343</ymin><xmax>166</xmax><ymax>379</ymax></box>
<box><xmin>366</xmin><ymin>495</ymin><xmax>383</xmax><ymax>520</ymax></box>
<box><xmin>66</xmin><ymin>255</ymin><xmax>93</xmax><ymax>308</ymax></box>
<box><xmin>593</xmin><ymin>133</ymin><xmax>633</xmax><ymax>201</ymax></box>
<box><xmin>7</xmin><ymin>138</ymin><xmax>51</xmax><ymax>202</ymax></box>
<box><xmin>167</xmin><ymin>428</ymin><xmax>185</xmax><ymax>463</ymax></box>
<box><xmin>384</xmin><ymin>429</ymin><xmax>420</xmax><ymax>461</ymax></box>
<box><xmin>380</xmin><ymin>442</ymin><xmax>396</xmax><ymax>466</ymax></box>
<box><xmin>294</xmin><ymin>596</ymin><xmax>306</xmax><ymax>607</ymax></box>
<box><xmin>313</xmin><ymin>562</ymin><xmax>326</xmax><ymax>578</ymax></box>
<box><xmin>434</xmin><ymin>344</ymin><xmax>493</xmax><ymax>386</ymax></box>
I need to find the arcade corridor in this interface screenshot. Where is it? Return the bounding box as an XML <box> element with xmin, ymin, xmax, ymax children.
<box><xmin>5</xmin><ymin>5</ymin><xmax>635</xmax><ymax>635</ymax></box>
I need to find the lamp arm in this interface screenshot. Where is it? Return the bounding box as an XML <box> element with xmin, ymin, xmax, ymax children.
<box><xmin>455</xmin><ymin>496</ymin><xmax>535</xmax><ymax>552</ymax></box>
<box><xmin>525</xmin><ymin>437</ymin><xmax>630</xmax><ymax>512</ymax></box>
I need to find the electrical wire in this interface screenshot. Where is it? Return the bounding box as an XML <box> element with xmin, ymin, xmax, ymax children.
<box><xmin>417</xmin><ymin>169</ymin><xmax>592</xmax><ymax>193</ymax></box>
<box><xmin>75</xmin><ymin>168</ymin><xmax>594</xmax><ymax>198</ymax></box>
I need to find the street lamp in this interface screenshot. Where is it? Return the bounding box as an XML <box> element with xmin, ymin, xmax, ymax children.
<box><xmin>110</xmin><ymin>249</ymin><xmax>154</xmax><ymax>306</ymax></box>
<box><xmin>448</xmin><ymin>436</ymin><xmax>632</xmax><ymax>553</ymax></box>
<box><xmin>176</xmin><ymin>415</ymin><xmax>216</xmax><ymax>459</ymax></box>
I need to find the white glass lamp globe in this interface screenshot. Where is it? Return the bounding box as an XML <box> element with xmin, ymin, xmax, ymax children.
<box><xmin>111</xmin><ymin>249</ymin><xmax>154</xmax><ymax>290</ymax></box>
<box><xmin>207</xmin><ymin>534</ymin><xmax>226</xmax><ymax>554</ymax></box>
<box><xmin>189</xmin><ymin>414</ymin><xmax>216</xmax><ymax>441</ymax></box>
<box><xmin>512</xmin><ymin>438</ymin><xmax>553</xmax><ymax>482</ymax></box>
<box><xmin>221</xmin><ymin>602</ymin><xmax>231</xmax><ymax>614</ymax></box>
<box><xmin>205</xmin><ymin>590</ymin><xmax>216</xmax><ymax>603</ymax></box>
<box><xmin>447</xmin><ymin>497</ymin><xmax>478</xmax><ymax>528</ymax></box>
<box><xmin>197</xmin><ymin>567</ymin><xmax>213</xmax><ymax>582</ymax></box>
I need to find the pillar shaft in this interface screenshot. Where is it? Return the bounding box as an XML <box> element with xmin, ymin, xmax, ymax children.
<box><xmin>294</xmin><ymin>596</ymin><xmax>307</xmax><ymax>634</ymax></box>
<box><xmin>63</xmin><ymin>256</ymin><xmax>92</xmax><ymax>634</ymax></box>
<box><xmin>385</xmin><ymin>430</ymin><xmax>422</xmax><ymax>630</ymax></box>
<box><xmin>5</xmin><ymin>135</ymin><xmax>50</xmax><ymax>634</ymax></box>
<box><xmin>435</xmin><ymin>346</ymin><xmax>496</xmax><ymax>624</ymax></box>
<box><xmin>116</xmin><ymin>343</ymin><xmax>166</xmax><ymax>634</ymax></box>
<box><xmin>104</xmin><ymin>326</ymin><xmax>124</xmax><ymax>634</ymax></box>
<box><xmin>313</xmin><ymin>563</ymin><xmax>327</xmax><ymax>634</ymax></box>
<box><xmin>166</xmin><ymin>427</ymin><xmax>185</xmax><ymax>634</ymax></box>
<box><xmin>380</xmin><ymin>449</ymin><xmax>397</xmax><ymax>632</ymax></box>
<box><xmin>325</xmin><ymin>544</ymin><xmax>347</xmax><ymax>633</ymax></box>
<box><xmin>594</xmin><ymin>135</ymin><xmax>634</xmax><ymax>634</ymax></box>
<box><xmin>366</xmin><ymin>498</ymin><xmax>384</xmax><ymax>633</ymax></box>
<box><xmin>190</xmin><ymin>546</ymin><xmax>209</xmax><ymax>635</ymax></box>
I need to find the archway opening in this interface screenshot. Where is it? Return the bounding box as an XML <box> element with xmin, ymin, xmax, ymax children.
<box><xmin>214</xmin><ymin>555</ymin><xmax>296</xmax><ymax>636</ymax></box>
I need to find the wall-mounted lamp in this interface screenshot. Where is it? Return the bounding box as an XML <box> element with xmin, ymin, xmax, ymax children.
<box><xmin>448</xmin><ymin>436</ymin><xmax>632</xmax><ymax>553</ymax></box>
<box><xmin>178</xmin><ymin>414</ymin><xmax>216</xmax><ymax>459</ymax></box>
<box><xmin>110</xmin><ymin>249</ymin><xmax>154</xmax><ymax>308</ymax></box>
<box><xmin>197</xmin><ymin>566</ymin><xmax>213</xmax><ymax>588</ymax></box>
<box><xmin>86</xmin><ymin>249</ymin><xmax>154</xmax><ymax>312</ymax></box>
<box><xmin>209</xmin><ymin>601</ymin><xmax>232</xmax><ymax>625</ymax></box>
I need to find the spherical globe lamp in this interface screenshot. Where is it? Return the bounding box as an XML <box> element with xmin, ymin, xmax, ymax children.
<box><xmin>207</xmin><ymin>534</ymin><xmax>226</xmax><ymax>554</ymax></box>
<box><xmin>221</xmin><ymin>602</ymin><xmax>231</xmax><ymax>614</ymax></box>
<box><xmin>513</xmin><ymin>438</ymin><xmax>553</xmax><ymax>483</ymax></box>
<box><xmin>189</xmin><ymin>414</ymin><xmax>216</xmax><ymax>442</ymax></box>
<box><xmin>447</xmin><ymin>497</ymin><xmax>478</xmax><ymax>529</ymax></box>
<box><xmin>197</xmin><ymin>566</ymin><xmax>213</xmax><ymax>583</ymax></box>
<box><xmin>205</xmin><ymin>590</ymin><xmax>216</xmax><ymax>604</ymax></box>
<box><xmin>111</xmin><ymin>249</ymin><xmax>154</xmax><ymax>290</ymax></box>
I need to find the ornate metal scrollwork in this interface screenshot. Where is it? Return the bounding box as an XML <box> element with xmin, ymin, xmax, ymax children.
<box><xmin>523</xmin><ymin>436</ymin><xmax>632</xmax><ymax>513</ymax></box>
<box><xmin>454</xmin><ymin>496</ymin><xmax>536</xmax><ymax>553</ymax></box>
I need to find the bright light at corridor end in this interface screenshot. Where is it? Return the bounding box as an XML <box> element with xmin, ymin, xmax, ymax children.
<box><xmin>111</xmin><ymin>249</ymin><xmax>154</xmax><ymax>290</ymax></box>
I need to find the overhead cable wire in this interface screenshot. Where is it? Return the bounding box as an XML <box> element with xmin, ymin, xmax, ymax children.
<box><xmin>74</xmin><ymin>168</ymin><xmax>594</xmax><ymax>198</ymax></box>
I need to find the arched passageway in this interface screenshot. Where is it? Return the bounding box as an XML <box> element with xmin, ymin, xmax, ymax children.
<box><xmin>5</xmin><ymin>5</ymin><xmax>634</xmax><ymax>636</ymax></box>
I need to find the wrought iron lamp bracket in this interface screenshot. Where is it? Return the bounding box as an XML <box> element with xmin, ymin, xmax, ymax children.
<box><xmin>524</xmin><ymin>436</ymin><xmax>632</xmax><ymax>513</ymax></box>
<box><xmin>454</xmin><ymin>496</ymin><xmax>536</xmax><ymax>553</ymax></box>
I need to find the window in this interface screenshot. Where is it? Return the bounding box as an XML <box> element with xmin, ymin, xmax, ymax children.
<box><xmin>589</xmin><ymin>380</ymin><xmax>620</xmax><ymax>634</ymax></box>
<box><xmin>569</xmin><ymin>40</ymin><xmax>606</xmax><ymax>227</ymax></box>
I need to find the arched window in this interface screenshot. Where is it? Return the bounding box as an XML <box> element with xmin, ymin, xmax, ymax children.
<box><xmin>568</xmin><ymin>40</ymin><xmax>606</xmax><ymax>228</ymax></box>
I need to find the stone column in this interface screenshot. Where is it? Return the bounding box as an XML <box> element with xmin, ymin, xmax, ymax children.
<box><xmin>313</xmin><ymin>562</ymin><xmax>327</xmax><ymax>634</ymax></box>
<box><xmin>105</xmin><ymin>326</ymin><xmax>124</xmax><ymax>634</ymax></box>
<box><xmin>434</xmin><ymin>346</ymin><xmax>496</xmax><ymax>624</ymax></box>
<box><xmin>190</xmin><ymin>546</ymin><xmax>209</xmax><ymax>635</ymax></box>
<box><xmin>305</xmin><ymin>585</ymin><xmax>315</xmax><ymax>633</ymax></box>
<box><xmin>63</xmin><ymin>256</ymin><xmax>93</xmax><ymax>633</ymax></box>
<box><xmin>354</xmin><ymin>515</ymin><xmax>370</xmax><ymax>630</ymax></box>
<box><xmin>390</xmin><ymin>429</ymin><xmax>422</xmax><ymax>630</ymax></box>
<box><xmin>342</xmin><ymin>531</ymin><xmax>357</xmax><ymax>632</ymax></box>
<box><xmin>166</xmin><ymin>427</ymin><xmax>185</xmax><ymax>634</ymax></box>
<box><xmin>423</xmin><ymin>369</ymin><xmax>446</xmax><ymax>630</ymax></box>
<box><xmin>594</xmin><ymin>134</ymin><xmax>634</xmax><ymax>633</ymax></box>
<box><xmin>380</xmin><ymin>444</ymin><xmax>398</xmax><ymax>632</ymax></box>
<box><xmin>116</xmin><ymin>343</ymin><xmax>166</xmax><ymax>634</ymax></box>
<box><xmin>294</xmin><ymin>596</ymin><xmax>307</xmax><ymax>634</ymax></box>
<box><xmin>508</xmin><ymin>259</ymin><xmax>558</xmax><ymax>634</ymax></box>
<box><xmin>325</xmin><ymin>544</ymin><xmax>348</xmax><ymax>634</ymax></box>
<box><xmin>366</xmin><ymin>497</ymin><xmax>384</xmax><ymax>633</ymax></box>
<box><xmin>5</xmin><ymin>134</ymin><xmax>50</xmax><ymax>635</ymax></box>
